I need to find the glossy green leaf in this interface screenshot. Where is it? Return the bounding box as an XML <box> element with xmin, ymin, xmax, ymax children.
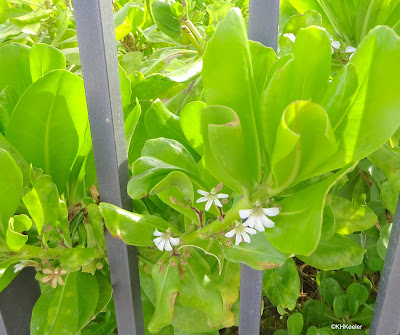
<box><xmin>181</xmin><ymin>238</ymin><xmax>224</xmax><ymax>275</ymax></box>
<box><xmin>346</xmin><ymin>283</ymin><xmax>368</xmax><ymax>305</ymax></box>
<box><xmin>6</xmin><ymin>70</ymin><xmax>88</xmax><ymax>191</ymax></box>
<box><xmin>316</xmin><ymin>27</ymin><xmax>400</xmax><ymax>175</ymax></box>
<box><xmin>0</xmin><ymin>148</ymin><xmax>22</xmax><ymax>236</ymax></box>
<box><xmin>76</xmin><ymin>272</ymin><xmax>99</xmax><ymax>331</ymax></box>
<box><xmin>152</xmin><ymin>1</ymin><xmax>180</xmax><ymax>41</ymax></box>
<box><xmin>31</xmin><ymin>273</ymin><xmax>79</xmax><ymax>335</ymax></box>
<box><xmin>201</xmin><ymin>105</ymin><xmax>255</xmax><ymax>195</ymax></box>
<box><xmin>225</xmin><ymin>232</ymin><xmax>289</xmax><ymax>270</ymax></box>
<box><xmin>144</xmin><ymin>100</ymin><xmax>198</xmax><ymax>158</ymax></box>
<box><xmin>266</xmin><ymin>166</ymin><xmax>353</xmax><ymax>255</ymax></box>
<box><xmin>128</xmin><ymin>138</ymin><xmax>204</xmax><ymax>200</ymax></box>
<box><xmin>59</xmin><ymin>248</ymin><xmax>101</xmax><ymax>272</ymax></box>
<box><xmin>249</xmin><ymin>41</ymin><xmax>277</xmax><ymax>96</ymax></box>
<box><xmin>320</xmin><ymin>277</ymin><xmax>342</xmax><ymax>306</ymax></box>
<box><xmin>29</xmin><ymin>43</ymin><xmax>66</xmax><ymax>82</ymax></box>
<box><xmin>212</xmin><ymin>261</ymin><xmax>240</xmax><ymax>328</ymax></box>
<box><xmin>99</xmin><ymin>202</ymin><xmax>177</xmax><ymax>246</ymax></box>
<box><xmin>150</xmin><ymin>171</ymin><xmax>199</xmax><ymax>224</ymax></box>
<box><xmin>180</xmin><ymin>101</ymin><xmax>206</xmax><ymax>156</ymax></box>
<box><xmin>0</xmin><ymin>263</ymin><xmax>18</xmax><ymax>293</ymax></box>
<box><xmin>202</xmin><ymin>9</ymin><xmax>261</xmax><ymax>193</ymax></box>
<box><xmin>178</xmin><ymin>250</ymin><xmax>223</xmax><ymax>326</ymax></box>
<box><xmin>148</xmin><ymin>256</ymin><xmax>180</xmax><ymax>333</ymax></box>
<box><xmin>0</xmin><ymin>43</ymin><xmax>31</xmax><ymax>96</ymax></box>
<box><xmin>22</xmin><ymin>172</ymin><xmax>70</xmax><ymax>246</ymax></box>
<box><xmin>261</xmin><ymin>26</ymin><xmax>331</xmax><ymax>157</ymax></box>
<box><xmin>298</xmin><ymin>233</ymin><xmax>365</xmax><ymax>270</ymax></box>
<box><xmin>377</xmin><ymin>223</ymin><xmax>392</xmax><ymax>260</ymax></box>
<box><xmin>331</xmin><ymin>196</ymin><xmax>377</xmax><ymax>234</ymax></box>
<box><xmin>0</xmin><ymin>133</ymin><xmax>29</xmax><ymax>185</ymax></box>
<box><xmin>287</xmin><ymin>313</ymin><xmax>303</xmax><ymax>335</ymax></box>
<box><xmin>6</xmin><ymin>214</ymin><xmax>32</xmax><ymax>251</ymax></box>
<box><xmin>369</xmin><ymin>144</ymin><xmax>400</xmax><ymax>213</ymax></box>
<box><xmin>302</xmin><ymin>299</ymin><xmax>336</xmax><ymax>324</ymax></box>
<box><xmin>269</xmin><ymin>100</ymin><xmax>337</xmax><ymax>189</ymax></box>
<box><xmin>263</xmin><ymin>258</ymin><xmax>300</xmax><ymax>311</ymax></box>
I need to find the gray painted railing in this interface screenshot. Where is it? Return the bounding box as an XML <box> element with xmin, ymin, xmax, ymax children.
<box><xmin>0</xmin><ymin>0</ymin><xmax>399</xmax><ymax>334</ymax></box>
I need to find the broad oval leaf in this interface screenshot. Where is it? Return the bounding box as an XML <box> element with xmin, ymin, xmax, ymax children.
<box><xmin>6</xmin><ymin>70</ymin><xmax>89</xmax><ymax>191</ymax></box>
<box><xmin>99</xmin><ymin>202</ymin><xmax>178</xmax><ymax>246</ymax></box>
<box><xmin>298</xmin><ymin>233</ymin><xmax>366</xmax><ymax>270</ymax></box>
<box><xmin>29</xmin><ymin>43</ymin><xmax>66</xmax><ymax>82</ymax></box>
<box><xmin>0</xmin><ymin>148</ymin><xmax>22</xmax><ymax>236</ymax></box>
<box><xmin>6</xmin><ymin>214</ymin><xmax>32</xmax><ymax>251</ymax></box>
<box><xmin>263</xmin><ymin>258</ymin><xmax>300</xmax><ymax>311</ymax></box>
<box><xmin>225</xmin><ymin>232</ymin><xmax>289</xmax><ymax>270</ymax></box>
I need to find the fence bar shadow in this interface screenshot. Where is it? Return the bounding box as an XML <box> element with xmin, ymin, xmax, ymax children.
<box><xmin>73</xmin><ymin>0</ymin><xmax>145</xmax><ymax>334</ymax></box>
<box><xmin>0</xmin><ymin>268</ymin><xmax>40</xmax><ymax>335</ymax></box>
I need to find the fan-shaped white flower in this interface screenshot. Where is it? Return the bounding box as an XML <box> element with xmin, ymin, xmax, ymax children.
<box><xmin>331</xmin><ymin>40</ymin><xmax>341</xmax><ymax>54</ymax></box>
<box><xmin>239</xmin><ymin>200</ymin><xmax>280</xmax><ymax>232</ymax></box>
<box><xmin>225</xmin><ymin>221</ymin><xmax>257</xmax><ymax>245</ymax></box>
<box><xmin>196</xmin><ymin>184</ymin><xmax>229</xmax><ymax>211</ymax></box>
<box><xmin>345</xmin><ymin>46</ymin><xmax>356</xmax><ymax>59</ymax></box>
<box><xmin>153</xmin><ymin>228</ymin><xmax>180</xmax><ymax>252</ymax></box>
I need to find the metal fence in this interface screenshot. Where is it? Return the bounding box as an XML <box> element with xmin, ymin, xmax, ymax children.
<box><xmin>0</xmin><ymin>0</ymin><xmax>399</xmax><ymax>334</ymax></box>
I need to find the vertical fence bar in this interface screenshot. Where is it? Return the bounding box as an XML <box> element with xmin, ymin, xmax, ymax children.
<box><xmin>370</xmin><ymin>193</ymin><xmax>400</xmax><ymax>335</ymax></box>
<box><xmin>72</xmin><ymin>0</ymin><xmax>145</xmax><ymax>334</ymax></box>
<box><xmin>0</xmin><ymin>268</ymin><xmax>40</xmax><ymax>335</ymax></box>
<box><xmin>239</xmin><ymin>1</ymin><xmax>280</xmax><ymax>334</ymax></box>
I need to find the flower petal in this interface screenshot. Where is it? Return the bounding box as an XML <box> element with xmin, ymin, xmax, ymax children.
<box><xmin>239</xmin><ymin>208</ymin><xmax>253</xmax><ymax>219</ymax></box>
<box><xmin>205</xmin><ymin>199</ymin><xmax>213</xmax><ymax>211</ymax></box>
<box><xmin>196</xmin><ymin>196</ymin><xmax>208</xmax><ymax>203</ymax></box>
<box><xmin>57</xmin><ymin>275</ymin><xmax>65</xmax><ymax>286</ymax></box>
<box><xmin>153</xmin><ymin>236</ymin><xmax>163</xmax><ymax>245</ymax></box>
<box><xmin>244</xmin><ymin>215</ymin><xmax>255</xmax><ymax>228</ymax></box>
<box><xmin>244</xmin><ymin>227</ymin><xmax>257</xmax><ymax>235</ymax></box>
<box><xmin>164</xmin><ymin>240</ymin><xmax>172</xmax><ymax>252</ymax></box>
<box><xmin>345</xmin><ymin>46</ymin><xmax>356</xmax><ymax>53</ymax></box>
<box><xmin>225</xmin><ymin>229</ymin><xmax>236</xmax><ymax>238</ymax></box>
<box><xmin>42</xmin><ymin>275</ymin><xmax>52</xmax><ymax>283</ymax></box>
<box><xmin>214</xmin><ymin>198</ymin><xmax>223</xmax><ymax>207</ymax></box>
<box><xmin>331</xmin><ymin>40</ymin><xmax>340</xmax><ymax>49</ymax></box>
<box><xmin>216</xmin><ymin>193</ymin><xmax>229</xmax><ymax>199</ymax></box>
<box><xmin>254</xmin><ymin>219</ymin><xmax>265</xmax><ymax>232</ymax></box>
<box><xmin>52</xmin><ymin>276</ymin><xmax>58</xmax><ymax>289</ymax></box>
<box><xmin>156</xmin><ymin>239</ymin><xmax>166</xmax><ymax>251</ymax></box>
<box><xmin>263</xmin><ymin>207</ymin><xmax>279</xmax><ymax>217</ymax></box>
<box><xmin>197</xmin><ymin>189</ymin><xmax>209</xmax><ymax>196</ymax></box>
<box><xmin>42</xmin><ymin>268</ymin><xmax>53</xmax><ymax>274</ymax></box>
<box><xmin>153</xmin><ymin>228</ymin><xmax>162</xmax><ymax>237</ymax></box>
<box><xmin>261</xmin><ymin>215</ymin><xmax>275</xmax><ymax>228</ymax></box>
<box><xmin>242</xmin><ymin>232</ymin><xmax>251</xmax><ymax>243</ymax></box>
<box><xmin>170</xmin><ymin>237</ymin><xmax>180</xmax><ymax>246</ymax></box>
<box><xmin>235</xmin><ymin>233</ymin><xmax>241</xmax><ymax>246</ymax></box>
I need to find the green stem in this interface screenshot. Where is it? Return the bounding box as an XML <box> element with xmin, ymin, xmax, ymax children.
<box><xmin>184</xmin><ymin>20</ymin><xmax>202</xmax><ymax>42</ymax></box>
<box><xmin>181</xmin><ymin>25</ymin><xmax>203</xmax><ymax>54</ymax></box>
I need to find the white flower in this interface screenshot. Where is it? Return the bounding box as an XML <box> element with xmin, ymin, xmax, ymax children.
<box><xmin>225</xmin><ymin>221</ymin><xmax>257</xmax><ymax>245</ymax></box>
<box><xmin>196</xmin><ymin>183</ymin><xmax>229</xmax><ymax>211</ymax></box>
<box><xmin>239</xmin><ymin>200</ymin><xmax>280</xmax><ymax>232</ymax></box>
<box><xmin>153</xmin><ymin>228</ymin><xmax>180</xmax><ymax>252</ymax></box>
<box><xmin>345</xmin><ymin>46</ymin><xmax>356</xmax><ymax>59</ymax></box>
<box><xmin>284</xmin><ymin>33</ymin><xmax>296</xmax><ymax>43</ymax></box>
<box><xmin>331</xmin><ymin>40</ymin><xmax>341</xmax><ymax>54</ymax></box>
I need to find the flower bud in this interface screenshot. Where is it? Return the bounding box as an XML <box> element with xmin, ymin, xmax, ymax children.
<box><xmin>215</xmin><ymin>182</ymin><xmax>223</xmax><ymax>192</ymax></box>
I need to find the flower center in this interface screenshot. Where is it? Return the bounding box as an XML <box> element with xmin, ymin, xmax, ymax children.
<box><xmin>235</xmin><ymin>224</ymin><xmax>245</xmax><ymax>234</ymax></box>
<box><xmin>162</xmin><ymin>232</ymin><xmax>172</xmax><ymax>240</ymax></box>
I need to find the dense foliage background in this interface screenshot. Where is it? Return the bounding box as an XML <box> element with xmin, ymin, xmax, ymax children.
<box><xmin>1</xmin><ymin>0</ymin><xmax>400</xmax><ymax>334</ymax></box>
